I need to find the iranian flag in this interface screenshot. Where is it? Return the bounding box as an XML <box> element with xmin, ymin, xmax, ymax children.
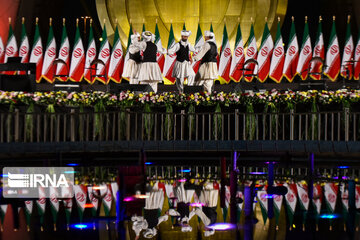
<box><xmin>283</xmin><ymin>18</ymin><xmax>299</xmax><ymax>82</ymax></box>
<box><xmin>218</xmin><ymin>24</ymin><xmax>232</xmax><ymax>84</ymax></box>
<box><xmin>155</xmin><ymin>22</ymin><xmax>165</xmax><ymax>71</ymax></box>
<box><xmin>84</xmin><ymin>20</ymin><xmax>96</xmax><ymax>83</ymax></box>
<box><xmin>257</xmin><ymin>21</ymin><xmax>274</xmax><ymax>82</ymax></box>
<box><xmin>244</xmin><ymin>23</ymin><xmax>257</xmax><ymax>82</ymax></box>
<box><xmin>95</xmin><ymin>24</ymin><xmax>110</xmax><ymax>84</ymax></box>
<box><xmin>296</xmin><ymin>182</ymin><xmax>309</xmax><ymax>230</ymax></box>
<box><xmin>49</xmin><ymin>187</ymin><xmax>60</xmax><ymax>231</ymax></box>
<box><xmin>340</xmin><ymin>183</ymin><xmax>349</xmax><ymax>230</ymax></box>
<box><xmin>257</xmin><ymin>190</ymin><xmax>268</xmax><ymax>225</ymax></box>
<box><xmin>122</xmin><ymin>24</ymin><xmax>133</xmax><ymax>81</ymax></box>
<box><xmin>61</xmin><ymin>185</ymin><xmax>73</xmax><ymax>231</ymax></box>
<box><xmin>296</xmin><ymin>18</ymin><xmax>312</xmax><ymax>80</ymax></box>
<box><xmin>324</xmin><ymin>182</ymin><xmax>338</xmax><ymax>230</ymax></box>
<box><xmin>108</xmin><ymin>24</ymin><xmax>124</xmax><ymax>83</ymax></box>
<box><xmin>74</xmin><ymin>185</ymin><xmax>87</xmax><ymax>223</ymax></box>
<box><xmin>4</xmin><ymin>18</ymin><xmax>18</xmax><ymax>63</ymax></box>
<box><xmin>4</xmin><ymin>18</ymin><xmax>18</xmax><ymax>75</ymax></box>
<box><xmin>18</xmin><ymin>18</ymin><xmax>30</xmax><ymax>75</ymax></box>
<box><xmin>230</xmin><ymin>23</ymin><xmax>245</xmax><ymax>82</ymax></box>
<box><xmin>111</xmin><ymin>182</ymin><xmax>119</xmax><ymax>203</ymax></box>
<box><xmin>313</xmin><ymin>183</ymin><xmax>322</xmax><ymax>230</ymax></box>
<box><xmin>354</xmin><ymin>30</ymin><xmax>360</xmax><ymax>80</ymax></box>
<box><xmin>284</xmin><ymin>183</ymin><xmax>297</xmax><ymax>230</ymax></box>
<box><xmin>310</xmin><ymin>17</ymin><xmax>325</xmax><ymax>80</ymax></box>
<box><xmin>19</xmin><ymin>18</ymin><xmax>29</xmax><ymax>64</ymax></box>
<box><xmin>69</xmin><ymin>20</ymin><xmax>85</xmax><ymax>82</ymax></box>
<box><xmin>0</xmin><ymin>205</ymin><xmax>8</xmax><ymax>231</ymax></box>
<box><xmin>55</xmin><ymin>19</ymin><xmax>70</xmax><ymax>82</ymax></box>
<box><xmin>273</xmin><ymin>184</ymin><xmax>283</xmax><ymax>228</ymax></box>
<box><xmin>41</xmin><ymin>19</ymin><xmax>56</xmax><ymax>83</ymax></box>
<box><xmin>269</xmin><ymin>19</ymin><xmax>285</xmax><ymax>83</ymax></box>
<box><xmin>30</xmin><ymin>18</ymin><xmax>43</xmax><ymax>82</ymax></box>
<box><xmin>24</xmin><ymin>201</ymin><xmax>33</xmax><ymax>231</ymax></box>
<box><xmin>341</xmin><ymin>16</ymin><xmax>354</xmax><ymax>79</ymax></box>
<box><xmin>100</xmin><ymin>184</ymin><xmax>113</xmax><ymax>216</ymax></box>
<box><xmin>36</xmin><ymin>187</ymin><xmax>46</xmax><ymax>231</ymax></box>
<box><xmin>88</xmin><ymin>186</ymin><xmax>99</xmax><ymax>215</ymax></box>
<box><xmin>192</xmin><ymin>23</ymin><xmax>205</xmax><ymax>73</ymax></box>
<box><xmin>325</xmin><ymin>17</ymin><xmax>340</xmax><ymax>81</ymax></box>
<box><xmin>163</xmin><ymin>23</ymin><xmax>176</xmax><ymax>84</ymax></box>
<box><xmin>0</xmin><ymin>36</ymin><xmax>5</xmax><ymax>63</ymax></box>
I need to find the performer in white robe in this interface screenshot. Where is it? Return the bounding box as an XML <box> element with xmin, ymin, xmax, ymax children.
<box><xmin>192</xmin><ymin>31</ymin><xmax>218</xmax><ymax>93</ymax></box>
<box><xmin>122</xmin><ymin>32</ymin><xmax>141</xmax><ymax>84</ymax></box>
<box><xmin>138</xmin><ymin>31</ymin><xmax>166</xmax><ymax>93</ymax></box>
<box><xmin>167</xmin><ymin>30</ymin><xmax>196</xmax><ymax>93</ymax></box>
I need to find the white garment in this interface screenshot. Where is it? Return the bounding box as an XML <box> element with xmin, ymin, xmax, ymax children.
<box><xmin>195</xmin><ymin>78</ymin><xmax>214</xmax><ymax>93</ymax></box>
<box><xmin>123</xmin><ymin>59</ymin><xmax>140</xmax><ymax>83</ymax></box>
<box><xmin>145</xmin><ymin>190</ymin><xmax>164</xmax><ymax>210</ymax></box>
<box><xmin>132</xmin><ymin>218</ymin><xmax>148</xmax><ymax>237</ymax></box>
<box><xmin>138</xmin><ymin>62</ymin><xmax>163</xmax><ymax>82</ymax></box>
<box><xmin>168</xmin><ymin>41</ymin><xmax>196</xmax><ymax>79</ymax></box>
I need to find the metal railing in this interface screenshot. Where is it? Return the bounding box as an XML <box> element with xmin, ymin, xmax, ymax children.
<box><xmin>0</xmin><ymin>108</ymin><xmax>358</xmax><ymax>143</ymax></box>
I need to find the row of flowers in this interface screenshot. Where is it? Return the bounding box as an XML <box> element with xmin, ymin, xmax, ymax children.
<box><xmin>0</xmin><ymin>89</ymin><xmax>359</xmax><ymax>108</ymax></box>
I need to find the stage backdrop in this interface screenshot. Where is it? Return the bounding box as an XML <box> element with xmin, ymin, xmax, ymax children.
<box><xmin>0</xmin><ymin>0</ymin><xmax>20</xmax><ymax>44</ymax></box>
<box><xmin>95</xmin><ymin>0</ymin><xmax>287</xmax><ymax>49</ymax></box>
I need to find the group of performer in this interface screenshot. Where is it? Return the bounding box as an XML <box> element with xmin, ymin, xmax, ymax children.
<box><xmin>123</xmin><ymin>30</ymin><xmax>218</xmax><ymax>93</ymax></box>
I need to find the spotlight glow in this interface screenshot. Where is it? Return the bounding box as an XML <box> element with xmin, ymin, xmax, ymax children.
<box><xmin>338</xmin><ymin>166</ymin><xmax>349</xmax><ymax>169</ymax></box>
<box><xmin>67</xmin><ymin>163</ymin><xmax>79</xmax><ymax>166</ymax></box>
<box><xmin>208</xmin><ymin>223</ymin><xmax>236</xmax><ymax>231</ymax></box>
<box><xmin>72</xmin><ymin>224</ymin><xmax>89</xmax><ymax>229</ymax></box>
<box><xmin>249</xmin><ymin>172</ymin><xmax>267</xmax><ymax>175</ymax></box>
<box><xmin>319</xmin><ymin>214</ymin><xmax>339</xmax><ymax>219</ymax></box>
<box><xmin>179</xmin><ymin>169</ymin><xmax>191</xmax><ymax>173</ymax></box>
<box><xmin>190</xmin><ymin>203</ymin><xmax>205</xmax><ymax>207</ymax></box>
<box><xmin>145</xmin><ymin>162</ymin><xmax>153</xmax><ymax>165</ymax></box>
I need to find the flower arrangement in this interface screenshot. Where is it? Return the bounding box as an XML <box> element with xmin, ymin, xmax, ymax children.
<box><xmin>0</xmin><ymin>89</ymin><xmax>359</xmax><ymax>109</ymax></box>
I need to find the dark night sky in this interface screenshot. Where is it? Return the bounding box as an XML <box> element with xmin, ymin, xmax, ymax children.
<box><xmin>14</xmin><ymin>0</ymin><xmax>360</xmax><ymax>51</ymax></box>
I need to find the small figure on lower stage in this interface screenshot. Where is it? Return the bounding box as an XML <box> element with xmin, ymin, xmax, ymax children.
<box><xmin>137</xmin><ymin>31</ymin><xmax>166</xmax><ymax>93</ymax></box>
<box><xmin>192</xmin><ymin>31</ymin><xmax>218</xmax><ymax>93</ymax></box>
<box><xmin>123</xmin><ymin>32</ymin><xmax>141</xmax><ymax>84</ymax></box>
<box><xmin>167</xmin><ymin>30</ymin><xmax>196</xmax><ymax>93</ymax></box>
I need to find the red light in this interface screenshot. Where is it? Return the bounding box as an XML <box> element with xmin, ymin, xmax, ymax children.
<box><xmin>84</xmin><ymin>203</ymin><xmax>94</xmax><ymax>208</ymax></box>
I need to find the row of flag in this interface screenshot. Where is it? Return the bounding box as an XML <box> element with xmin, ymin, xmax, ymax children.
<box><xmin>2</xmin><ymin>16</ymin><xmax>360</xmax><ymax>85</ymax></box>
<box><xmin>0</xmin><ymin>183</ymin><xmax>118</xmax><ymax>231</ymax></box>
<box><xmin>218</xmin><ymin>15</ymin><xmax>360</xmax><ymax>84</ymax></box>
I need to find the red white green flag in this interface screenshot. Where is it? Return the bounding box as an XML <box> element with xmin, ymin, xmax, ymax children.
<box><xmin>296</xmin><ymin>182</ymin><xmax>309</xmax><ymax>229</ymax></box>
<box><xmin>283</xmin><ymin>18</ymin><xmax>299</xmax><ymax>82</ymax></box>
<box><xmin>49</xmin><ymin>186</ymin><xmax>60</xmax><ymax>231</ymax></box>
<box><xmin>4</xmin><ymin>18</ymin><xmax>18</xmax><ymax>63</ymax></box>
<box><xmin>325</xmin><ymin>17</ymin><xmax>341</xmax><ymax>81</ymax></box>
<box><xmin>244</xmin><ymin>23</ymin><xmax>257</xmax><ymax>82</ymax></box>
<box><xmin>100</xmin><ymin>184</ymin><xmax>113</xmax><ymax>216</ymax></box>
<box><xmin>273</xmin><ymin>183</ymin><xmax>283</xmax><ymax>227</ymax></box>
<box><xmin>218</xmin><ymin>24</ymin><xmax>232</xmax><ymax>84</ymax></box>
<box><xmin>24</xmin><ymin>201</ymin><xmax>33</xmax><ymax>231</ymax></box>
<box><xmin>284</xmin><ymin>183</ymin><xmax>297</xmax><ymax>230</ymax></box>
<box><xmin>313</xmin><ymin>184</ymin><xmax>322</xmax><ymax>215</ymax></box>
<box><xmin>324</xmin><ymin>182</ymin><xmax>338</xmax><ymax>213</ymax></box>
<box><xmin>310</xmin><ymin>18</ymin><xmax>325</xmax><ymax>80</ymax></box>
<box><xmin>269</xmin><ymin>19</ymin><xmax>285</xmax><ymax>83</ymax></box>
<box><xmin>108</xmin><ymin>23</ymin><xmax>124</xmax><ymax>83</ymax></box>
<box><xmin>257</xmin><ymin>190</ymin><xmax>268</xmax><ymax>225</ymax></box>
<box><xmin>62</xmin><ymin>185</ymin><xmax>73</xmax><ymax>231</ymax></box>
<box><xmin>95</xmin><ymin>24</ymin><xmax>110</xmax><ymax>83</ymax></box>
<box><xmin>55</xmin><ymin>19</ymin><xmax>70</xmax><ymax>82</ymax></box>
<box><xmin>354</xmin><ymin>30</ymin><xmax>360</xmax><ymax>80</ymax></box>
<box><xmin>341</xmin><ymin>16</ymin><xmax>354</xmax><ymax>79</ymax></box>
<box><xmin>36</xmin><ymin>187</ymin><xmax>46</xmax><ymax>231</ymax></box>
<box><xmin>84</xmin><ymin>20</ymin><xmax>96</xmax><ymax>83</ymax></box>
<box><xmin>296</xmin><ymin>18</ymin><xmax>312</xmax><ymax>80</ymax></box>
<box><xmin>192</xmin><ymin>23</ymin><xmax>205</xmax><ymax>73</ymax></box>
<box><xmin>0</xmin><ymin>205</ymin><xmax>8</xmax><ymax>231</ymax></box>
<box><xmin>87</xmin><ymin>186</ymin><xmax>99</xmax><ymax>215</ymax></box>
<box><xmin>41</xmin><ymin>19</ymin><xmax>56</xmax><ymax>83</ymax></box>
<box><xmin>122</xmin><ymin>24</ymin><xmax>133</xmax><ymax>81</ymax></box>
<box><xmin>74</xmin><ymin>185</ymin><xmax>87</xmax><ymax>223</ymax></box>
<box><xmin>18</xmin><ymin>18</ymin><xmax>30</xmax><ymax>75</ymax></box>
<box><xmin>0</xmin><ymin>36</ymin><xmax>4</xmax><ymax>64</ymax></box>
<box><xmin>230</xmin><ymin>23</ymin><xmax>245</xmax><ymax>82</ymax></box>
<box><xmin>19</xmin><ymin>18</ymin><xmax>29</xmax><ymax>65</ymax></box>
<box><xmin>30</xmin><ymin>18</ymin><xmax>43</xmax><ymax>82</ymax></box>
<box><xmin>163</xmin><ymin>23</ymin><xmax>176</xmax><ymax>84</ymax></box>
<box><xmin>69</xmin><ymin>20</ymin><xmax>85</xmax><ymax>82</ymax></box>
<box><xmin>356</xmin><ymin>185</ymin><xmax>360</xmax><ymax>209</ymax></box>
<box><xmin>155</xmin><ymin>22</ymin><xmax>165</xmax><ymax>72</ymax></box>
<box><xmin>257</xmin><ymin>21</ymin><xmax>274</xmax><ymax>82</ymax></box>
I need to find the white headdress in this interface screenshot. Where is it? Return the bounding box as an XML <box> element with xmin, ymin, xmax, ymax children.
<box><xmin>131</xmin><ymin>32</ymin><xmax>140</xmax><ymax>42</ymax></box>
<box><xmin>142</xmin><ymin>31</ymin><xmax>153</xmax><ymax>42</ymax></box>
<box><xmin>181</xmin><ymin>30</ymin><xmax>191</xmax><ymax>37</ymax></box>
<box><xmin>204</xmin><ymin>31</ymin><xmax>215</xmax><ymax>38</ymax></box>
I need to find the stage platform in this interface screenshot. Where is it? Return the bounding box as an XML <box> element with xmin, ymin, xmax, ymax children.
<box><xmin>34</xmin><ymin>80</ymin><xmax>360</xmax><ymax>93</ymax></box>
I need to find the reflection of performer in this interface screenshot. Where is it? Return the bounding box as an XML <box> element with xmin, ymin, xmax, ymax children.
<box><xmin>167</xmin><ymin>30</ymin><xmax>195</xmax><ymax>93</ymax></box>
<box><xmin>192</xmin><ymin>31</ymin><xmax>218</xmax><ymax>93</ymax></box>
<box><xmin>131</xmin><ymin>190</ymin><xmax>169</xmax><ymax>239</ymax></box>
<box><xmin>123</xmin><ymin>32</ymin><xmax>141</xmax><ymax>84</ymax></box>
<box><xmin>138</xmin><ymin>31</ymin><xmax>166</xmax><ymax>93</ymax></box>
